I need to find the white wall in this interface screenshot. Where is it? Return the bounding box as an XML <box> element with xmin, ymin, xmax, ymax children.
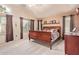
<box><xmin>13</xmin><ymin>16</ymin><xmax>20</xmax><ymax>41</ymax></box>
<box><xmin>5</xmin><ymin>5</ymin><xmax>36</xmax><ymax>41</ymax></box>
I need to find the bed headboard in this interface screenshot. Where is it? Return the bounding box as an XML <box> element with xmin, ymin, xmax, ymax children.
<box><xmin>43</xmin><ymin>26</ymin><xmax>60</xmax><ymax>29</ymax></box>
<box><xmin>42</xmin><ymin>26</ymin><xmax>61</xmax><ymax>36</ymax></box>
<box><xmin>43</xmin><ymin>26</ymin><xmax>61</xmax><ymax>31</ymax></box>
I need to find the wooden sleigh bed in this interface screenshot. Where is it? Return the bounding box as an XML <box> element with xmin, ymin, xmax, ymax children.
<box><xmin>29</xmin><ymin>26</ymin><xmax>61</xmax><ymax>49</ymax></box>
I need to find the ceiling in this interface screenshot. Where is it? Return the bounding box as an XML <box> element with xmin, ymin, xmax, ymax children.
<box><xmin>25</xmin><ymin>4</ymin><xmax>78</xmax><ymax>18</ymax></box>
<box><xmin>5</xmin><ymin>4</ymin><xmax>79</xmax><ymax>18</ymax></box>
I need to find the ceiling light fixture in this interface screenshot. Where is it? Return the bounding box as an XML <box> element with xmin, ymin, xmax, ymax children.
<box><xmin>27</xmin><ymin>4</ymin><xmax>36</xmax><ymax>7</ymax></box>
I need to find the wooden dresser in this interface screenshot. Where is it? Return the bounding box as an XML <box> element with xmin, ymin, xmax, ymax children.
<box><xmin>64</xmin><ymin>34</ymin><xmax>79</xmax><ymax>55</ymax></box>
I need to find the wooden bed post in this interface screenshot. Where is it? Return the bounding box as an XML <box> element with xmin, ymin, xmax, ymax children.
<box><xmin>49</xmin><ymin>39</ymin><xmax>52</xmax><ymax>50</ymax></box>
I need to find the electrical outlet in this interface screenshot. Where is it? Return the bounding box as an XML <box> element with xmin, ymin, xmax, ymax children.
<box><xmin>16</xmin><ymin>35</ymin><xmax>17</xmax><ymax>37</ymax></box>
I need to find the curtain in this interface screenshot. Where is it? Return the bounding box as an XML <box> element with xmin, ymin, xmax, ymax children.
<box><xmin>70</xmin><ymin>15</ymin><xmax>74</xmax><ymax>32</ymax></box>
<box><xmin>30</xmin><ymin>20</ymin><xmax>34</xmax><ymax>31</ymax></box>
<box><xmin>6</xmin><ymin>15</ymin><xmax>14</xmax><ymax>42</ymax></box>
<box><xmin>37</xmin><ymin>20</ymin><xmax>42</xmax><ymax>30</ymax></box>
<box><xmin>20</xmin><ymin>17</ymin><xmax>23</xmax><ymax>39</ymax></box>
<box><xmin>37</xmin><ymin>20</ymin><xmax>39</xmax><ymax>30</ymax></box>
<box><xmin>40</xmin><ymin>20</ymin><xmax>42</xmax><ymax>30</ymax></box>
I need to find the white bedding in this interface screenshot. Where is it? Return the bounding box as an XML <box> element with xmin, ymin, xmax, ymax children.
<box><xmin>51</xmin><ymin>29</ymin><xmax>59</xmax><ymax>41</ymax></box>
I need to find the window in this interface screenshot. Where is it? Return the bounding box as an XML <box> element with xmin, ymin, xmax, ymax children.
<box><xmin>0</xmin><ymin>5</ymin><xmax>11</xmax><ymax>34</ymax></box>
<box><xmin>0</xmin><ymin>16</ymin><xmax>6</xmax><ymax>34</ymax></box>
<box><xmin>23</xmin><ymin>19</ymin><xmax>30</xmax><ymax>32</ymax></box>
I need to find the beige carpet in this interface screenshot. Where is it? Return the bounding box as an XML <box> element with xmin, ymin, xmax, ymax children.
<box><xmin>0</xmin><ymin>39</ymin><xmax>64</xmax><ymax>55</ymax></box>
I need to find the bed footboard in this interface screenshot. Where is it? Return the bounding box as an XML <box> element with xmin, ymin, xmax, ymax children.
<box><xmin>29</xmin><ymin>30</ymin><xmax>52</xmax><ymax>49</ymax></box>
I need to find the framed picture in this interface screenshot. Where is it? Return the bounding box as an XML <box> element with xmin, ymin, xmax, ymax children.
<box><xmin>44</xmin><ymin>21</ymin><xmax>47</xmax><ymax>24</ymax></box>
<box><xmin>52</xmin><ymin>20</ymin><xmax>56</xmax><ymax>24</ymax></box>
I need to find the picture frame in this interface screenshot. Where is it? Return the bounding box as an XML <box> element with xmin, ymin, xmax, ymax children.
<box><xmin>52</xmin><ymin>20</ymin><xmax>56</xmax><ymax>24</ymax></box>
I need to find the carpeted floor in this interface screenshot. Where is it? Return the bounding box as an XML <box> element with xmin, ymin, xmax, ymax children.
<box><xmin>0</xmin><ymin>39</ymin><xmax>64</xmax><ymax>55</ymax></box>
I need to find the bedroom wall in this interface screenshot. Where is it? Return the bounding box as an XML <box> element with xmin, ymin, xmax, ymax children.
<box><xmin>42</xmin><ymin>15</ymin><xmax>63</xmax><ymax>37</ymax></box>
<box><xmin>42</xmin><ymin>10</ymin><xmax>75</xmax><ymax>38</ymax></box>
<box><xmin>0</xmin><ymin>5</ymin><xmax>36</xmax><ymax>42</ymax></box>
<box><xmin>1</xmin><ymin>5</ymin><xmax>78</xmax><ymax>42</ymax></box>
<box><xmin>73</xmin><ymin>15</ymin><xmax>79</xmax><ymax>31</ymax></box>
<box><xmin>42</xmin><ymin>9</ymin><xmax>75</xmax><ymax>24</ymax></box>
<box><xmin>12</xmin><ymin>16</ymin><xmax>20</xmax><ymax>41</ymax></box>
<box><xmin>43</xmin><ymin>15</ymin><xmax>62</xmax><ymax>24</ymax></box>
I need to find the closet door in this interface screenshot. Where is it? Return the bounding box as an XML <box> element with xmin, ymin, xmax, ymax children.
<box><xmin>6</xmin><ymin>15</ymin><xmax>14</xmax><ymax>42</ymax></box>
